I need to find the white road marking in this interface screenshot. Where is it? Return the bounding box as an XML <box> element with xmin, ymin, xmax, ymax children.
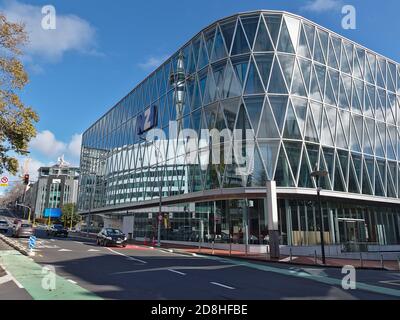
<box><xmin>107</xmin><ymin>248</ymin><xmax>147</xmax><ymax>264</ymax></box>
<box><xmin>380</xmin><ymin>280</ymin><xmax>400</xmax><ymax>287</ymax></box>
<box><xmin>0</xmin><ymin>274</ymin><xmax>12</xmax><ymax>285</ymax></box>
<box><xmin>279</xmin><ymin>257</ymin><xmax>297</xmax><ymax>262</ymax></box>
<box><xmin>168</xmin><ymin>269</ymin><xmax>186</xmax><ymax>276</ymax></box>
<box><xmin>88</xmin><ymin>249</ymin><xmax>100</xmax><ymax>252</ymax></box>
<box><xmin>58</xmin><ymin>249</ymin><xmax>72</xmax><ymax>252</ymax></box>
<box><xmin>50</xmin><ymin>239</ymin><xmax>55</xmax><ymax>242</ymax></box>
<box><xmin>210</xmin><ymin>282</ymin><xmax>235</xmax><ymax>290</ymax></box>
<box><xmin>67</xmin><ymin>279</ymin><xmax>77</xmax><ymax>284</ymax></box>
<box><xmin>74</xmin><ymin>241</ymin><xmax>82</xmax><ymax>244</ymax></box>
<box><xmin>0</xmin><ymin>264</ymin><xmax>24</xmax><ymax>289</ymax></box>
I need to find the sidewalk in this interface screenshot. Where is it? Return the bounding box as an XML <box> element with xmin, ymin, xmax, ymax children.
<box><xmin>132</xmin><ymin>240</ymin><xmax>400</xmax><ymax>271</ymax></box>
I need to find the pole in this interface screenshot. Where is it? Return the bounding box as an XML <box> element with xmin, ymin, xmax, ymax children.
<box><xmin>27</xmin><ymin>207</ymin><xmax>31</xmax><ymax>224</ymax></box>
<box><xmin>88</xmin><ymin>179</ymin><xmax>94</xmax><ymax>237</ymax></box>
<box><xmin>316</xmin><ymin>176</ymin><xmax>326</xmax><ymax>265</ymax></box>
<box><xmin>244</xmin><ymin>200</ymin><xmax>249</xmax><ymax>257</ymax></box>
<box><xmin>70</xmin><ymin>205</ymin><xmax>74</xmax><ymax>230</ymax></box>
<box><xmin>157</xmin><ymin>151</ymin><xmax>162</xmax><ymax>247</ymax></box>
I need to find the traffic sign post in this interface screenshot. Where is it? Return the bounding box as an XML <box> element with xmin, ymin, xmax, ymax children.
<box><xmin>28</xmin><ymin>236</ymin><xmax>37</xmax><ymax>256</ymax></box>
<box><xmin>0</xmin><ymin>176</ymin><xmax>9</xmax><ymax>187</ymax></box>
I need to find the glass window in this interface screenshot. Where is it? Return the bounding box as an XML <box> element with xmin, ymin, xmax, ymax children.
<box><xmin>283</xmin><ymin>102</ymin><xmax>302</xmax><ymax>140</ymax></box>
<box><xmin>211</xmin><ymin>27</ymin><xmax>228</xmax><ymax>62</ymax></box>
<box><xmin>231</xmin><ymin>22</ymin><xmax>250</xmax><ymax>55</ymax></box>
<box><xmin>244</xmin><ymin>96</ymin><xmax>264</xmax><ymax>132</ymax></box>
<box><xmin>264</xmin><ymin>14</ymin><xmax>282</xmax><ymax>46</ymax></box>
<box><xmin>240</xmin><ymin>15</ymin><xmax>259</xmax><ymax>49</ymax></box>
<box><xmin>269</xmin><ymin>95</ymin><xmax>288</xmax><ymax>133</ymax></box>
<box><xmin>220</xmin><ymin>19</ymin><xmax>236</xmax><ymax>54</ymax></box>
<box><xmin>254</xmin><ymin>17</ymin><xmax>274</xmax><ymax>52</ymax></box>
<box><xmin>277</xmin><ymin>19</ymin><xmax>295</xmax><ymax>54</ymax></box>
<box><xmin>254</xmin><ymin>53</ymin><xmax>273</xmax><ymax>88</ymax></box>
<box><xmin>268</xmin><ymin>58</ymin><xmax>288</xmax><ymax>94</ymax></box>
<box><xmin>244</xmin><ymin>59</ymin><xmax>264</xmax><ymax>94</ymax></box>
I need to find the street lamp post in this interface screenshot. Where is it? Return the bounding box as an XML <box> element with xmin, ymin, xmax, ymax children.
<box><xmin>310</xmin><ymin>169</ymin><xmax>328</xmax><ymax>265</ymax></box>
<box><xmin>16</xmin><ymin>204</ymin><xmax>32</xmax><ymax>223</ymax></box>
<box><xmin>87</xmin><ymin>175</ymin><xmax>96</xmax><ymax>237</ymax></box>
<box><xmin>70</xmin><ymin>205</ymin><xmax>74</xmax><ymax>230</ymax></box>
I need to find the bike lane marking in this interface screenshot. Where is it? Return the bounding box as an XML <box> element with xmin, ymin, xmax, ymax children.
<box><xmin>0</xmin><ymin>250</ymin><xmax>102</xmax><ymax>300</ymax></box>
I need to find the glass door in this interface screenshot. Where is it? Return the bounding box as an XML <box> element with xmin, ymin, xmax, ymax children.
<box><xmin>337</xmin><ymin>218</ymin><xmax>367</xmax><ymax>252</ymax></box>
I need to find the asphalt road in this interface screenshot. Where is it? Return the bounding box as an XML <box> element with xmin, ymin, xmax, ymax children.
<box><xmin>1</xmin><ymin>210</ymin><xmax>400</xmax><ymax>300</ymax></box>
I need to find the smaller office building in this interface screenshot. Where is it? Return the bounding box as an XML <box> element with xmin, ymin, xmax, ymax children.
<box><xmin>26</xmin><ymin>160</ymin><xmax>80</xmax><ymax>218</ymax></box>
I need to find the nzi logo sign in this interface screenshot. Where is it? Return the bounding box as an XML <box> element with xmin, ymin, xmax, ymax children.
<box><xmin>137</xmin><ymin>105</ymin><xmax>158</xmax><ymax>135</ymax></box>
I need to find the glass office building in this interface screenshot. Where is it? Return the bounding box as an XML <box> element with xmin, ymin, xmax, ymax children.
<box><xmin>78</xmin><ymin>11</ymin><xmax>400</xmax><ymax>248</ymax></box>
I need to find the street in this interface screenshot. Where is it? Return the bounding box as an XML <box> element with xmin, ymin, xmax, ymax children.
<box><xmin>1</xmin><ymin>212</ymin><xmax>400</xmax><ymax>300</ymax></box>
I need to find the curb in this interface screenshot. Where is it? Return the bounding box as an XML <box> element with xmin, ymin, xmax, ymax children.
<box><xmin>0</xmin><ymin>233</ymin><xmax>31</xmax><ymax>257</ymax></box>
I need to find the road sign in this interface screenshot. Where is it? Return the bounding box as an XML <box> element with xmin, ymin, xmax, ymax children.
<box><xmin>28</xmin><ymin>236</ymin><xmax>37</xmax><ymax>250</ymax></box>
<box><xmin>0</xmin><ymin>176</ymin><xmax>9</xmax><ymax>187</ymax></box>
<box><xmin>43</xmin><ymin>208</ymin><xmax>62</xmax><ymax>218</ymax></box>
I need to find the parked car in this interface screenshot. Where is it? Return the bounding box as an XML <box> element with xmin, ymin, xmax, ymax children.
<box><xmin>47</xmin><ymin>224</ymin><xmax>69</xmax><ymax>238</ymax></box>
<box><xmin>0</xmin><ymin>220</ymin><xmax>9</xmax><ymax>234</ymax></box>
<box><xmin>96</xmin><ymin>228</ymin><xmax>127</xmax><ymax>247</ymax></box>
<box><xmin>12</xmin><ymin>219</ymin><xmax>22</xmax><ymax>229</ymax></box>
<box><xmin>13</xmin><ymin>223</ymin><xmax>34</xmax><ymax>238</ymax></box>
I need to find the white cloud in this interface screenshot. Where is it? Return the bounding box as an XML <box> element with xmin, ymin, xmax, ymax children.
<box><xmin>1</xmin><ymin>0</ymin><xmax>98</xmax><ymax>62</ymax></box>
<box><xmin>29</xmin><ymin>130</ymin><xmax>82</xmax><ymax>165</ymax></box>
<box><xmin>302</xmin><ymin>0</ymin><xmax>342</xmax><ymax>13</ymax></box>
<box><xmin>138</xmin><ymin>55</ymin><xmax>169</xmax><ymax>70</ymax></box>
<box><xmin>29</xmin><ymin>130</ymin><xmax>66</xmax><ymax>158</ymax></box>
<box><xmin>67</xmin><ymin>133</ymin><xmax>82</xmax><ymax>159</ymax></box>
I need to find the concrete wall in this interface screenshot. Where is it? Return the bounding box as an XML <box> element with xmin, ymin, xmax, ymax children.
<box><xmin>122</xmin><ymin>216</ymin><xmax>134</xmax><ymax>237</ymax></box>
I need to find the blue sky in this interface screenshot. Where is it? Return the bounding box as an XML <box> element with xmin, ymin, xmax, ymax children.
<box><xmin>1</xmin><ymin>0</ymin><xmax>400</xmax><ymax>179</ymax></box>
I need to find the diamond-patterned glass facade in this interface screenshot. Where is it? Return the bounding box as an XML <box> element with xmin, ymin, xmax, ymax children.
<box><xmin>78</xmin><ymin>11</ymin><xmax>400</xmax><ymax>245</ymax></box>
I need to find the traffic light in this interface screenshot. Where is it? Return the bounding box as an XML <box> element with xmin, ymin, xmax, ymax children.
<box><xmin>23</xmin><ymin>174</ymin><xmax>29</xmax><ymax>185</ymax></box>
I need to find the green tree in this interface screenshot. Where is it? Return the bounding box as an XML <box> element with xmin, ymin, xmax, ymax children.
<box><xmin>0</xmin><ymin>14</ymin><xmax>39</xmax><ymax>174</ymax></box>
<box><xmin>61</xmin><ymin>203</ymin><xmax>81</xmax><ymax>228</ymax></box>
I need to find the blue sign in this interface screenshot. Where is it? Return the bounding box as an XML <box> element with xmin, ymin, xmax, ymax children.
<box><xmin>43</xmin><ymin>208</ymin><xmax>62</xmax><ymax>218</ymax></box>
<box><xmin>137</xmin><ymin>105</ymin><xmax>158</xmax><ymax>135</ymax></box>
<box><xmin>28</xmin><ymin>236</ymin><xmax>37</xmax><ymax>250</ymax></box>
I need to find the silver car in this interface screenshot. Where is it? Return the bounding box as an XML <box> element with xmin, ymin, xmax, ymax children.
<box><xmin>13</xmin><ymin>223</ymin><xmax>34</xmax><ymax>238</ymax></box>
<box><xmin>0</xmin><ymin>220</ymin><xmax>9</xmax><ymax>234</ymax></box>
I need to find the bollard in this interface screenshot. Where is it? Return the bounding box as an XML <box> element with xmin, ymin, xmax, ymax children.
<box><xmin>212</xmin><ymin>241</ymin><xmax>215</xmax><ymax>255</ymax></box>
<box><xmin>289</xmin><ymin>248</ymin><xmax>293</xmax><ymax>263</ymax></box>
<box><xmin>266</xmin><ymin>245</ymin><xmax>269</xmax><ymax>261</ymax></box>
<box><xmin>360</xmin><ymin>252</ymin><xmax>363</xmax><ymax>268</ymax></box>
<box><xmin>314</xmin><ymin>250</ymin><xmax>318</xmax><ymax>265</ymax></box>
<box><xmin>381</xmin><ymin>255</ymin><xmax>384</xmax><ymax>270</ymax></box>
<box><xmin>229</xmin><ymin>242</ymin><xmax>232</xmax><ymax>256</ymax></box>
